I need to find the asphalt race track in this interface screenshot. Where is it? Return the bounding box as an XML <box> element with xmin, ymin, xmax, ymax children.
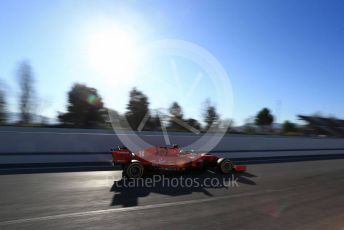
<box><xmin>0</xmin><ymin>159</ymin><xmax>344</xmax><ymax>230</ymax></box>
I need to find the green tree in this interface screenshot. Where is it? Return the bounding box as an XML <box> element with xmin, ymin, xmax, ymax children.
<box><xmin>255</xmin><ymin>108</ymin><xmax>274</xmax><ymax>131</ymax></box>
<box><xmin>125</xmin><ymin>88</ymin><xmax>150</xmax><ymax>130</ymax></box>
<box><xmin>58</xmin><ymin>83</ymin><xmax>106</xmax><ymax>128</ymax></box>
<box><xmin>185</xmin><ymin>118</ymin><xmax>201</xmax><ymax>131</ymax></box>
<box><xmin>0</xmin><ymin>89</ymin><xmax>6</xmax><ymax>125</ymax></box>
<box><xmin>17</xmin><ymin>61</ymin><xmax>35</xmax><ymax>124</ymax></box>
<box><xmin>168</xmin><ymin>102</ymin><xmax>188</xmax><ymax>131</ymax></box>
<box><xmin>203</xmin><ymin>100</ymin><xmax>219</xmax><ymax>131</ymax></box>
<box><xmin>283</xmin><ymin>120</ymin><xmax>298</xmax><ymax>134</ymax></box>
<box><xmin>149</xmin><ymin>114</ymin><xmax>161</xmax><ymax>131</ymax></box>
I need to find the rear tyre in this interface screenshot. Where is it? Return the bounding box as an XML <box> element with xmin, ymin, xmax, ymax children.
<box><xmin>124</xmin><ymin>162</ymin><xmax>145</xmax><ymax>178</ymax></box>
<box><xmin>217</xmin><ymin>158</ymin><xmax>233</xmax><ymax>174</ymax></box>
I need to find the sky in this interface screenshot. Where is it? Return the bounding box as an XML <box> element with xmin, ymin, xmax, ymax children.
<box><xmin>0</xmin><ymin>0</ymin><xmax>344</xmax><ymax>125</ymax></box>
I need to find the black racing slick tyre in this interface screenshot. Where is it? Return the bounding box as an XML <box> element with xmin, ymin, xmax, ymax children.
<box><xmin>124</xmin><ymin>162</ymin><xmax>145</xmax><ymax>178</ymax></box>
<box><xmin>217</xmin><ymin>158</ymin><xmax>234</xmax><ymax>174</ymax></box>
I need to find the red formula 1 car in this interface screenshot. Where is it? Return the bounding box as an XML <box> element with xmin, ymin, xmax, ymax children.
<box><xmin>111</xmin><ymin>145</ymin><xmax>246</xmax><ymax>178</ymax></box>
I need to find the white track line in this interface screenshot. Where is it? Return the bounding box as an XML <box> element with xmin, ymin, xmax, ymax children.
<box><xmin>0</xmin><ymin>165</ymin><xmax>114</xmax><ymax>171</ymax></box>
<box><xmin>0</xmin><ymin>188</ymin><xmax>290</xmax><ymax>226</ymax></box>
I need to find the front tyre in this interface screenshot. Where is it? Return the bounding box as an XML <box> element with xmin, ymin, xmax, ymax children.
<box><xmin>124</xmin><ymin>162</ymin><xmax>145</xmax><ymax>178</ymax></box>
<box><xmin>217</xmin><ymin>158</ymin><xmax>233</xmax><ymax>174</ymax></box>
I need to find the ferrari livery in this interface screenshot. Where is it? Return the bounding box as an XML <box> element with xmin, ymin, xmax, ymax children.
<box><xmin>111</xmin><ymin>145</ymin><xmax>246</xmax><ymax>178</ymax></box>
